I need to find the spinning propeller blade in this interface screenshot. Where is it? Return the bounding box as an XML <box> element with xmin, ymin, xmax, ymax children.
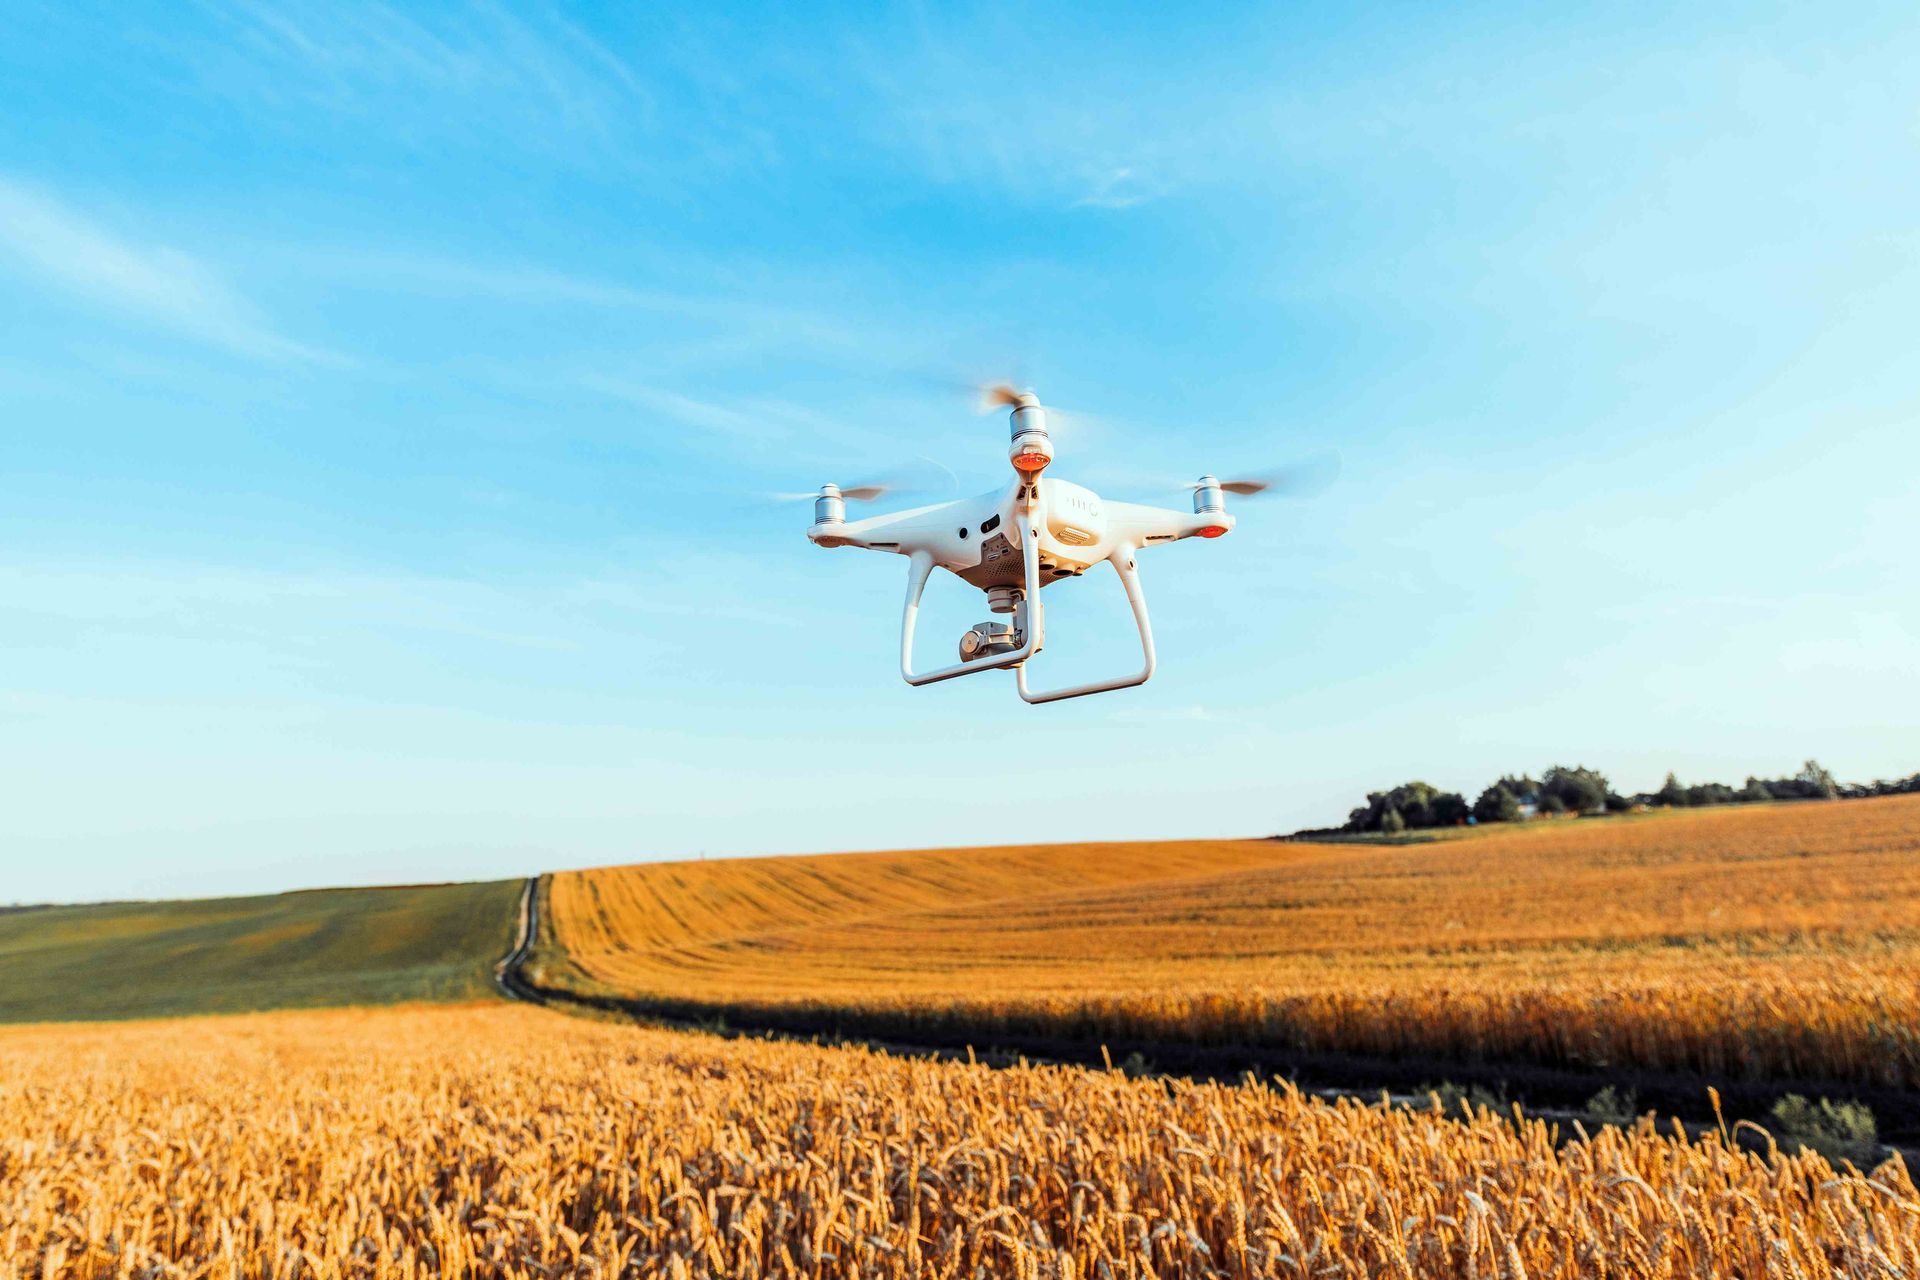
<box><xmin>975</xmin><ymin>381</ymin><xmax>1111</xmax><ymax>447</ymax></box>
<box><xmin>978</xmin><ymin>382</ymin><xmax>1032</xmax><ymax>412</ymax></box>
<box><xmin>767</xmin><ymin>456</ymin><xmax>958</xmax><ymax>506</ymax></box>
<box><xmin>1185</xmin><ymin>454</ymin><xmax>1341</xmax><ymax>499</ymax></box>
<box><xmin>767</xmin><ymin>482</ymin><xmax>892</xmax><ymax>503</ymax></box>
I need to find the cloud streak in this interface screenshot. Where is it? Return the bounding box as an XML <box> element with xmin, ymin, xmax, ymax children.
<box><xmin>577</xmin><ymin>376</ymin><xmax>785</xmax><ymax>443</ymax></box>
<box><xmin>196</xmin><ymin>0</ymin><xmax>658</xmax><ymax>157</ymax></box>
<box><xmin>0</xmin><ymin>179</ymin><xmax>336</xmax><ymax>364</ymax></box>
<box><xmin>0</xmin><ymin>547</ymin><xmax>800</xmax><ymax>670</ymax></box>
<box><xmin>1073</xmin><ymin>167</ymin><xmax>1156</xmax><ymax>210</ymax></box>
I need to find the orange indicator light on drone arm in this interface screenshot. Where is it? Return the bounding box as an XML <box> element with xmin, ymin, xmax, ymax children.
<box><xmin>1196</xmin><ymin>524</ymin><xmax>1228</xmax><ymax>538</ymax></box>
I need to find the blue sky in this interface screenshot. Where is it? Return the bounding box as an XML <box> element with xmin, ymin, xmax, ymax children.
<box><xmin>3</xmin><ymin>2</ymin><xmax>1917</xmax><ymax>902</ymax></box>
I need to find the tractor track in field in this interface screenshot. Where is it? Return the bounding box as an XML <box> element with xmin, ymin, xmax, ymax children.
<box><xmin>493</xmin><ymin>876</ymin><xmax>544</xmax><ymax>1004</ymax></box>
<box><xmin>495</xmin><ymin>874</ymin><xmax>1918</xmax><ymax>1155</ymax></box>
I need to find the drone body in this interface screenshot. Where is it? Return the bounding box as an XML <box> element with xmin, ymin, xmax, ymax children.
<box><xmin>806</xmin><ymin>390</ymin><xmax>1243</xmax><ymax>704</ymax></box>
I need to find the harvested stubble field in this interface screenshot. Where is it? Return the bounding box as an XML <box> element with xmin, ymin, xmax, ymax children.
<box><xmin>532</xmin><ymin>795</ymin><xmax>1920</xmax><ymax>1093</ymax></box>
<box><xmin>4</xmin><ymin>1001</ymin><xmax>1918</xmax><ymax>1279</ymax></box>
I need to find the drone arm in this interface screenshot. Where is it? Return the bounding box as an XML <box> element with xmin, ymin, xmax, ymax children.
<box><xmin>1105</xmin><ymin>500</ymin><xmax>1235</xmax><ymax>546</ymax></box>
<box><xmin>900</xmin><ymin>519</ymin><xmax>1044</xmax><ymax>686</ymax></box>
<box><xmin>1016</xmin><ymin>542</ymin><xmax>1156</xmax><ymax>704</ymax></box>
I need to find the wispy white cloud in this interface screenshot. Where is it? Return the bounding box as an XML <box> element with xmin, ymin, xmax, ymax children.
<box><xmin>568</xmin><ymin>372</ymin><xmax>947</xmax><ymax>472</ymax></box>
<box><xmin>1073</xmin><ymin>167</ymin><xmax>1156</xmax><ymax>210</ymax></box>
<box><xmin>322</xmin><ymin>254</ymin><xmax>680</xmax><ymax>309</ymax></box>
<box><xmin>195</xmin><ymin>0</ymin><xmax>657</xmax><ymax>153</ymax></box>
<box><xmin>0</xmin><ymin>548</ymin><xmax>802</xmax><ymax>666</ymax></box>
<box><xmin>304</xmin><ymin>252</ymin><xmax>863</xmax><ymax>340</ymax></box>
<box><xmin>561</xmin><ymin>571</ymin><xmax>802</xmax><ymax>632</ymax></box>
<box><xmin>188</xmin><ymin>3</ymin><xmax>1192</xmax><ymax>210</ymax></box>
<box><xmin>280</xmin><ymin>248</ymin><xmax>951</xmax><ymax>382</ymax></box>
<box><xmin>826</xmin><ymin>15</ymin><xmax>1213</xmax><ymax>212</ymax></box>
<box><xmin>0</xmin><ymin>179</ymin><xmax>336</xmax><ymax>364</ymax></box>
<box><xmin>577</xmin><ymin>376</ymin><xmax>785</xmax><ymax>442</ymax></box>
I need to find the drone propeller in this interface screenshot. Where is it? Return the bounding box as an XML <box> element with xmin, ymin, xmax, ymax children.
<box><xmin>1184</xmin><ymin>454</ymin><xmax>1342</xmax><ymax>500</ymax></box>
<box><xmin>975</xmin><ymin>381</ymin><xmax>1114</xmax><ymax>448</ymax></box>
<box><xmin>766</xmin><ymin>455</ymin><xmax>960</xmax><ymax>506</ymax></box>
<box><xmin>978</xmin><ymin>382</ymin><xmax>1035</xmax><ymax>412</ymax></box>
<box><xmin>767</xmin><ymin>481</ymin><xmax>892</xmax><ymax>503</ymax></box>
<box><xmin>1196</xmin><ymin>477</ymin><xmax>1282</xmax><ymax>497</ymax></box>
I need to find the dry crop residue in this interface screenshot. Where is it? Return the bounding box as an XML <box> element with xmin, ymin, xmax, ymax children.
<box><xmin>536</xmin><ymin>795</ymin><xmax>1920</xmax><ymax>1088</ymax></box>
<box><xmin>2</xmin><ymin>1002</ymin><xmax>1916</xmax><ymax>1278</ymax></box>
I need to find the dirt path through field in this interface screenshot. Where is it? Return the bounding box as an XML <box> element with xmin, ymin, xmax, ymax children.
<box><xmin>494</xmin><ymin>876</ymin><xmax>543</xmax><ymax>1003</ymax></box>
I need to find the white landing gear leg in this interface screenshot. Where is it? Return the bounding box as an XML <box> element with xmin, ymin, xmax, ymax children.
<box><xmin>1016</xmin><ymin>543</ymin><xmax>1155</xmax><ymax>704</ymax></box>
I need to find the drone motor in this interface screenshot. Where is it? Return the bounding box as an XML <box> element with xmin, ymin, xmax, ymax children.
<box><xmin>1006</xmin><ymin>395</ymin><xmax>1054</xmax><ymax>474</ymax></box>
<box><xmin>814</xmin><ymin>484</ymin><xmax>846</xmax><ymax>525</ymax></box>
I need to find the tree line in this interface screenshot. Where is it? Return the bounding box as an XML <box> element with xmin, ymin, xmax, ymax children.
<box><xmin>1330</xmin><ymin>760</ymin><xmax>1920</xmax><ymax>835</ymax></box>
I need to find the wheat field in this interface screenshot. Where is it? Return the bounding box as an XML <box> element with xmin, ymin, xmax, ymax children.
<box><xmin>534</xmin><ymin>795</ymin><xmax>1920</xmax><ymax>1089</ymax></box>
<box><xmin>2</xmin><ymin>1001</ymin><xmax>1916</xmax><ymax>1279</ymax></box>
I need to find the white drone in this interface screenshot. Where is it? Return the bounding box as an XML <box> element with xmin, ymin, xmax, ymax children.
<box><xmin>804</xmin><ymin>386</ymin><xmax>1302</xmax><ymax>704</ymax></box>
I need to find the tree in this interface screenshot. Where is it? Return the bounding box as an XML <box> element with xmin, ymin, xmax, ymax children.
<box><xmin>1345</xmin><ymin>781</ymin><xmax>1470</xmax><ymax>833</ymax></box>
<box><xmin>1472</xmin><ymin>784</ymin><xmax>1516</xmax><ymax>822</ymax></box>
<box><xmin>1686</xmin><ymin>781</ymin><xmax>1735</xmax><ymax>807</ymax></box>
<box><xmin>1541</xmin><ymin>764</ymin><xmax>1610</xmax><ymax>815</ymax></box>
<box><xmin>1656</xmin><ymin>772</ymin><xmax>1688</xmax><ymax>807</ymax></box>
<box><xmin>1472</xmin><ymin>776</ymin><xmax>1535</xmax><ymax>823</ymax></box>
<box><xmin>1741</xmin><ymin>777</ymin><xmax>1774</xmax><ymax>802</ymax></box>
<box><xmin>1395</xmin><ymin>782</ymin><xmax>1439</xmax><ymax>828</ymax></box>
<box><xmin>1381</xmin><ymin>807</ymin><xmax>1406</xmax><ymax>834</ymax></box>
<box><xmin>1797</xmin><ymin>759</ymin><xmax>1839</xmax><ymax>800</ymax></box>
